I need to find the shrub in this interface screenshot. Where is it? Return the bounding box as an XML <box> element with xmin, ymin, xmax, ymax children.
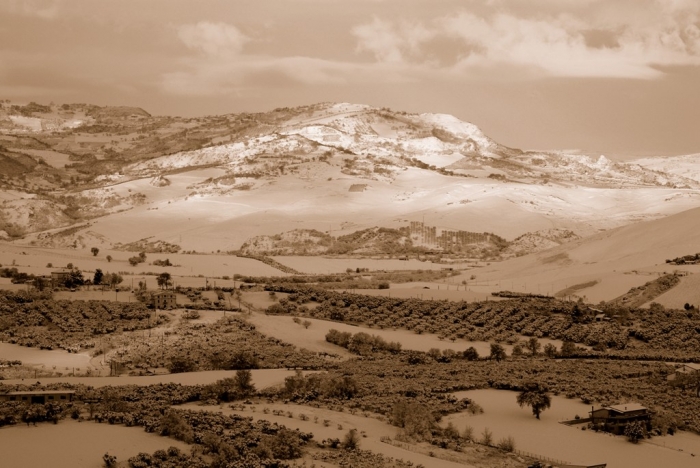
<box><xmin>481</xmin><ymin>427</ymin><xmax>493</xmax><ymax>446</ymax></box>
<box><xmin>462</xmin><ymin>425</ymin><xmax>475</xmax><ymax>442</ymax></box>
<box><xmin>159</xmin><ymin>411</ymin><xmax>194</xmax><ymax>443</ymax></box>
<box><xmin>342</xmin><ymin>428</ymin><xmax>361</xmax><ymax>450</ymax></box>
<box><xmin>624</xmin><ymin>421</ymin><xmax>647</xmax><ymax>443</ymax></box>
<box><xmin>467</xmin><ymin>402</ymin><xmax>484</xmax><ymax>415</ymax></box>
<box><xmin>102</xmin><ymin>453</ymin><xmax>117</xmax><ymax>467</ymax></box>
<box><xmin>497</xmin><ymin>436</ymin><xmax>516</xmax><ymax>452</ymax></box>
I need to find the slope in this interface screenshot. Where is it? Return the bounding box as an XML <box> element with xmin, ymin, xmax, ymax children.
<box><xmin>470</xmin><ymin>205</ymin><xmax>700</xmax><ymax>303</ymax></box>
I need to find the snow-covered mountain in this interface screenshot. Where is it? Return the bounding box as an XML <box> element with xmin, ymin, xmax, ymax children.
<box><xmin>122</xmin><ymin>102</ymin><xmax>699</xmax><ymax>190</ymax></box>
<box><xmin>2</xmin><ymin>101</ymin><xmax>699</xmax><ymax>253</ymax></box>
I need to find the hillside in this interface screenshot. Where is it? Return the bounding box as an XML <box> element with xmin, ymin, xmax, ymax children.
<box><xmin>1</xmin><ymin>100</ymin><xmax>699</xmax><ymax>256</ymax></box>
<box><xmin>471</xmin><ymin>206</ymin><xmax>700</xmax><ymax>303</ymax></box>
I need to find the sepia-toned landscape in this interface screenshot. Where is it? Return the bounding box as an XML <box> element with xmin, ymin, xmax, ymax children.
<box><xmin>2</xmin><ymin>2</ymin><xmax>700</xmax><ymax>468</ymax></box>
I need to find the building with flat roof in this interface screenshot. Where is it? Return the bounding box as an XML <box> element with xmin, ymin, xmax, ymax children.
<box><xmin>0</xmin><ymin>390</ymin><xmax>75</xmax><ymax>404</ymax></box>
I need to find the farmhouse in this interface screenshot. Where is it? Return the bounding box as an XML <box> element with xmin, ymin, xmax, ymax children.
<box><xmin>0</xmin><ymin>390</ymin><xmax>75</xmax><ymax>404</ymax></box>
<box><xmin>589</xmin><ymin>403</ymin><xmax>651</xmax><ymax>435</ymax></box>
<box><xmin>153</xmin><ymin>290</ymin><xmax>177</xmax><ymax>309</ymax></box>
<box><xmin>50</xmin><ymin>269</ymin><xmax>71</xmax><ymax>286</ymax></box>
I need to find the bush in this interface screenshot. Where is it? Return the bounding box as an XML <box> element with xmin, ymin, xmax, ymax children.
<box><xmin>168</xmin><ymin>355</ymin><xmax>197</xmax><ymax>374</ymax></box>
<box><xmin>159</xmin><ymin>410</ymin><xmax>194</xmax><ymax>443</ymax></box>
<box><xmin>497</xmin><ymin>435</ymin><xmax>516</xmax><ymax>452</ymax></box>
<box><xmin>102</xmin><ymin>453</ymin><xmax>117</xmax><ymax>467</ymax></box>
<box><xmin>624</xmin><ymin>420</ymin><xmax>647</xmax><ymax>443</ymax></box>
<box><xmin>467</xmin><ymin>402</ymin><xmax>483</xmax><ymax>415</ymax></box>
<box><xmin>462</xmin><ymin>425</ymin><xmax>474</xmax><ymax>442</ymax></box>
<box><xmin>342</xmin><ymin>428</ymin><xmax>361</xmax><ymax>450</ymax></box>
<box><xmin>481</xmin><ymin>427</ymin><xmax>493</xmax><ymax>446</ymax></box>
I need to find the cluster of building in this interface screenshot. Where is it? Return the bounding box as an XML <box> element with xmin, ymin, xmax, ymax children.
<box><xmin>407</xmin><ymin>221</ymin><xmax>498</xmax><ymax>250</ymax></box>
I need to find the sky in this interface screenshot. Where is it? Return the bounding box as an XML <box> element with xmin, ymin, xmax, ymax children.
<box><xmin>1</xmin><ymin>0</ymin><xmax>699</xmax><ymax>157</ymax></box>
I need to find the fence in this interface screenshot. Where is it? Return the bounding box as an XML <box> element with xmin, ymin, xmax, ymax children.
<box><xmin>380</xmin><ymin>435</ymin><xmax>576</xmax><ymax>467</ymax></box>
<box><xmin>514</xmin><ymin>448</ymin><xmax>569</xmax><ymax>467</ymax></box>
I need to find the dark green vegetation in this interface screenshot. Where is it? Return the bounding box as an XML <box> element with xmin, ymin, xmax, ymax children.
<box><xmin>264</xmin><ymin>285</ymin><xmax>700</xmax><ymax>360</ymax></box>
<box><xmin>606</xmin><ymin>274</ymin><xmax>682</xmax><ymax>309</ymax></box>
<box><xmin>132</xmin><ymin>316</ymin><xmax>329</xmax><ymax>373</ymax></box>
<box><xmin>666</xmin><ymin>253</ymin><xmax>700</xmax><ymax>265</ymax></box>
<box><xmin>516</xmin><ymin>382</ymin><xmax>551</xmax><ymax>419</ymax></box>
<box><xmin>0</xmin><ymin>290</ymin><xmax>163</xmax><ymax>351</ymax></box>
<box><xmin>4</xmin><ymin>280</ymin><xmax>700</xmax><ymax>465</ymax></box>
<box><xmin>325</xmin><ymin>329</ymin><xmax>402</xmax><ymax>355</ymax></box>
<box><xmin>0</xmin><ymin>381</ymin><xmax>440</xmax><ymax>468</ymax></box>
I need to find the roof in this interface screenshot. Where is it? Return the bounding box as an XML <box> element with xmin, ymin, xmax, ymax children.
<box><xmin>680</xmin><ymin>363</ymin><xmax>700</xmax><ymax>371</ymax></box>
<box><xmin>606</xmin><ymin>403</ymin><xmax>647</xmax><ymax>413</ymax></box>
<box><xmin>154</xmin><ymin>291</ymin><xmax>176</xmax><ymax>296</ymax></box>
<box><xmin>5</xmin><ymin>390</ymin><xmax>75</xmax><ymax>396</ymax></box>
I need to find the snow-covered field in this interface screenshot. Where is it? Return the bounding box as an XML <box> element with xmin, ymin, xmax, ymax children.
<box><xmin>0</xmin><ymin>420</ymin><xmax>188</xmax><ymax>468</ymax></box>
<box><xmin>445</xmin><ymin>389</ymin><xmax>700</xmax><ymax>468</ymax></box>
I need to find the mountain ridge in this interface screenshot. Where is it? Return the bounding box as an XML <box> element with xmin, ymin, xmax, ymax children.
<box><xmin>1</xmin><ymin>99</ymin><xmax>699</xmax><ymax>255</ymax></box>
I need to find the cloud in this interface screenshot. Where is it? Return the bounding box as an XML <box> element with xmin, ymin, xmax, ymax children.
<box><xmin>350</xmin><ymin>1</ymin><xmax>700</xmax><ymax>79</ymax></box>
<box><xmin>160</xmin><ymin>54</ymin><xmax>416</xmax><ymax>96</ymax></box>
<box><xmin>352</xmin><ymin>17</ymin><xmax>434</xmax><ymax>63</ymax></box>
<box><xmin>160</xmin><ymin>2</ymin><xmax>700</xmax><ymax>98</ymax></box>
<box><xmin>164</xmin><ymin>19</ymin><xmax>418</xmax><ymax>96</ymax></box>
<box><xmin>2</xmin><ymin>0</ymin><xmax>62</xmax><ymax>20</ymax></box>
<box><xmin>177</xmin><ymin>22</ymin><xmax>250</xmax><ymax>57</ymax></box>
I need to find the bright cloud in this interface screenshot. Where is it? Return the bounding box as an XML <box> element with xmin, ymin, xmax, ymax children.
<box><xmin>178</xmin><ymin>22</ymin><xmax>250</xmax><ymax>57</ymax></box>
<box><xmin>351</xmin><ymin>2</ymin><xmax>700</xmax><ymax>79</ymax></box>
<box><xmin>352</xmin><ymin>17</ymin><xmax>433</xmax><ymax>63</ymax></box>
<box><xmin>162</xmin><ymin>2</ymin><xmax>700</xmax><ymax>97</ymax></box>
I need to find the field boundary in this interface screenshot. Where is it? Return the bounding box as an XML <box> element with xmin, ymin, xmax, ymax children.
<box><xmin>514</xmin><ymin>448</ymin><xmax>569</xmax><ymax>466</ymax></box>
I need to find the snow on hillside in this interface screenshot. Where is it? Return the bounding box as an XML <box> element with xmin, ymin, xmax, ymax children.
<box><xmin>0</xmin><ymin>198</ymin><xmax>73</xmax><ymax>237</ymax></box>
<box><xmin>412</xmin><ymin>113</ymin><xmax>493</xmax><ymax>149</ymax></box>
<box><xmin>503</xmin><ymin>228</ymin><xmax>580</xmax><ymax>258</ymax></box>
<box><xmin>126</xmin><ymin>138</ymin><xmax>266</xmax><ymax>174</ymax></box>
<box><xmin>8</xmin><ymin>116</ymin><xmax>42</xmax><ymax>132</ymax></box>
<box><xmin>5</xmin><ymin>100</ymin><xmax>700</xmax><ymax>259</ymax></box>
<box><xmin>631</xmin><ymin>153</ymin><xmax>700</xmax><ymax>183</ymax></box>
<box><xmin>472</xmin><ymin>205</ymin><xmax>700</xmax><ymax>303</ymax></box>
